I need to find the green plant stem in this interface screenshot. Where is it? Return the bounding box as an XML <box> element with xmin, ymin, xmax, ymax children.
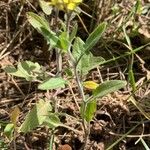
<box><xmin>54</xmin><ymin>8</ymin><xmax>62</xmax><ymax>77</ymax></box>
<box><xmin>56</xmin><ymin>49</ymin><xmax>62</xmax><ymax>76</ymax></box>
<box><xmin>74</xmin><ymin>66</ymin><xmax>89</xmax><ymax>150</ymax></box>
<box><xmin>49</xmin><ymin>129</ymin><xmax>55</xmax><ymax>150</ymax></box>
<box><xmin>65</xmin><ymin>13</ymin><xmax>89</xmax><ymax>150</ymax></box>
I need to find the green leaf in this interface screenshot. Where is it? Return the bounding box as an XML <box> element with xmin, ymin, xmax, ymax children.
<box><xmin>38</xmin><ymin>77</ymin><xmax>67</xmax><ymax>90</ymax></box>
<box><xmin>72</xmin><ymin>37</ymin><xmax>105</xmax><ymax>75</ymax></box>
<box><xmin>64</xmin><ymin>68</ymin><xmax>73</xmax><ymax>77</ymax></box>
<box><xmin>40</xmin><ymin>27</ymin><xmax>59</xmax><ymax>47</ymax></box>
<box><xmin>21</xmin><ymin>61</ymin><xmax>41</xmax><ymax>73</ymax></box>
<box><xmin>70</xmin><ymin>23</ymin><xmax>78</xmax><ymax>42</ymax></box>
<box><xmin>80</xmin><ymin>52</ymin><xmax>105</xmax><ymax>75</ymax></box>
<box><xmin>39</xmin><ymin>0</ymin><xmax>52</xmax><ymax>15</ymax></box>
<box><xmin>84</xmin><ymin>22</ymin><xmax>107</xmax><ymax>52</ymax></box>
<box><xmin>4</xmin><ymin>65</ymin><xmax>27</xmax><ymax>78</ymax></box>
<box><xmin>27</xmin><ymin>12</ymin><xmax>50</xmax><ymax>31</ymax></box>
<box><xmin>81</xmin><ymin>100</ymin><xmax>97</xmax><ymax>122</ymax></box>
<box><xmin>43</xmin><ymin>114</ymin><xmax>61</xmax><ymax>129</ymax></box>
<box><xmin>123</xmin><ymin>26</ymin><xmax>132</xmax><ymax>49</ymax></box>
<box><xmin>128</xmin><ymin>69</ymin><xmax>136</xmax><ymax>92</ymax></box>
<box><xmin>93</xmin><ymin>80</ymin><xmax>127</xmax><ymax>98</ymax></box>
<box><xmin>19</xmin><ymin>99</ymin><xmax>52</xmax><ymax>133</ymax></box>
<box><xmin>4</xmin><ymin>123</ymin><xmax>14</xmax><ymax>139</ymax></box>
<box><xmin>4</xmin><ymin>61</ymin><xmax>41</xmax><ymax>81</ymax></box>
<box><xmin>27</xmin><ymin>12</ymin><xmax>58</xmax><ymax>47</ymax></box>
<box><xmin>58</xmin><ymin>32</ymin><xmax>70</xmax><ymax>52</ymax></box>
<box><xmin>72</xmin><ymin>37</ymin><xmax>85</xmax><ymax>61</ymax></box>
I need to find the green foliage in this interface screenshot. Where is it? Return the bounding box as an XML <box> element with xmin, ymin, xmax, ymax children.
<box><xmin>3</xmin><ymin>3</ymin><xmax>130</xmax><ymax>149</ymax></box>
<box><xmin>4</xmin><ymin>123</ymin><xmax>14</xmax><ymax>140</ymax></box>
<box><xmin>4</xmin><ymin>61</ymin><xmax>41</xmax><ymax>81</ymax></box>
<box><xmin>81</xmin><ymin>100</ymin><xmax>96</xmax><ymax>122</ymax></box>
<box><xmin>128</xmin><ymin>69</ymin><xmax>136</xmax><ymax>91</ymax></box>
<box><xmin>58</xmin><ymin>32</ymin><xmax>70</xmax><ymax>52</ymax></box>
<box><xmin>79</xmin><ymin>53</ymin><xmax>105</xmax><ymax>75</ymax></box>
<box><xmin>72</xmin><ymin>37</ymin><xmax>105</xmax><ymax>75</ymax></box>
<box><xmin>0</xmin><ymin>139</ymin><xmax>8</xmax><ymax>150</ymax></box>
<box><xmin>123</xmin><ymin>26</ymin><xmax>136</xmax><ymax>92</ymax></box>
<box><xmin>93</xmin><ymin>80</ymin><xmax>127</xmax><ymax>99</ymax></box>
<box><xmin>27</xmin><ymin>12</ymin><xmax>59</xmax><ymax>47</ymax></box>
<box><xmin>39</xmin><ymin>0</ymin><xmax>52</xmax><ymax>15</ymax></box>
<box><xmin>69</xmin><ymin>23</ymin><xmax>78</xmax><ymax>42</ymax></box>
<box><xmin>81</xmin><ymin>80</ymin><xmax>126</xmax><ymax>122</ymax></box>
<box><xmin>27</xmin><ymin>12</ymin><xmax>50</xmax><ymax>31</ymax></box>
<box><xmin>84</xmin><ymin>22</ymin><xmax>107</xmax><ymax>53</ymax></box>
<box><xmin>19</xmin><ymin>99</ymin><xmax>52</xmax><ymax>133</ymax></box>
<box><xmin>43</xmin><ymin>114</ymin><xmax>61</xmax><ymax>128</ymax></box>
<box><xmin>72</xmin><ymin>37</ymin><xmax>85</xmax><ymax>61</ymax></box>
<box><xmin>38</xmin><ymin>77</ymin><xmax>67</xmax><ymax>90</ymax></box>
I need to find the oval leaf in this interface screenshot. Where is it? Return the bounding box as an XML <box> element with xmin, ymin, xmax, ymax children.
<box><xmin>19</xmin><ymin>99</ymin><xmax>52</xmax><ymax>133</ymax></box>
<box><xmin>81</xmin><ymin>100</ymin><xmax>97</xmax><ymax>122</ymax></box>
<box><xmin>4</xmin><ymin>123</ymin><xmax>14</xmax><ymax>139</ymax></box>
<box><xmin>27</xmin><ymin>12</ymin><xmax>59</xmax><ymax>47</ymax></box>
<box><xmin>84</xmin><ymin>22</ymin><xmax>107</xmax><ymax>53</ymax></box>
<box><xmin>93</xmin><ymin>80</ymin><xmax>127</xmax><ymax>98</ymax></box>
<box><xmin>43</xmin><ymin>114</ymin><xmax>61</xmax><ymax>129</ymax></box>
<box><xmin>39</xmin><ymin>0</ymin><xmax>52</xmax><ymax>15</ymax></box>
<box><xmin>38</xmin><ymin>77</ymin><xmax>67</xmax><ymax>90</ymax></box>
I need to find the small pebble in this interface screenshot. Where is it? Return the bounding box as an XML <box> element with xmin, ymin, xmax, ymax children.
<box><xmin>58</xmin><ymin>144</ymin><xmax>72</xmax><ymax>150</ymax></box>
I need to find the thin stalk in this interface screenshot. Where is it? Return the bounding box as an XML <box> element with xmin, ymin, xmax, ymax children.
<box><xmin>55</xmin><ymin>8</ymin><xmax>62</xmax><ymax>77</ymax></box>
<box><xmin>56</xmin><ymin>49</ymin><xmax>62</xmax><ymax>77</ymax></box>
<box><xmin>66</xmin><ymin>12</ymin><xmax>89</xmax><ymax>149</ymax></box>
<box><xmin>49</xmin><ymin>129</ymin><xmax>55</xmax><ymax>150</ymax></box>
<box><xmin>74</xmin><ymin>63</ymin><xmax>89</xmax><ymax>150</ymax></box>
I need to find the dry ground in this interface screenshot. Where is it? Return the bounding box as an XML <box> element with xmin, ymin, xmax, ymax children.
<box><xmin>0</xmin><ymin>0</ymin><xmax>150</xmax><ymax>150</ymax></box>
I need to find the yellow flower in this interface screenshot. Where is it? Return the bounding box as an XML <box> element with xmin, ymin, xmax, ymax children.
<box><xmin>49</xmin><ymin>0</ymin><xmax>82</xmax><ymax>11</ymax></box>
<box><xmin>83</xmin><ymin>81</ymin><xmax>99</xmax><ymax>90</ymax></box>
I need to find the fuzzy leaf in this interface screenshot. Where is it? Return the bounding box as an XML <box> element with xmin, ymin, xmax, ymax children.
<box><xmin>27</xmin><ymin>12</ymin><xmax>50</xmax><ymax>31</ymax></box>
<box><xmin>4</xmin><ymin>61</ymin><xmax>41</xmax><ymax>81</ymax></box>
<box><xmin>84</xmin><ymin>22</ymin><xmax>107</xmax><ymax>52</ymax></box>
<box><xmin>27</xmin><ymin>12</ymin><xmax>58</xmax><ymax>47</ymax></box>
<box><xmin>72</xmin><ymin>37</ymin><xmax>85</xmax><ymax>61</ymax></box>
<box><xmin>80</xmin><ymin>100</ymin><xmax>97</xmax><ymax>122</ymax></box>
<box><xmin>38</xmin><ymin>77</ymin><xmax>67</xmax><ymax>90</ymax></box>
<box><xmin>39</xmin><ymin>0</ymin><xmax>52</xmax><ymax>15</ymax></box>
<box><xmin>93</xmin><ymin>80</ymin><xmax>127</xmax><ymax>98</ymax></box>
<box><xmin>85</xmin><ymin>100</ymin><xmax>96</xmax><ymax>122</ymax></box>
<box><xmin>58</xmin><ymin>32</ymin><xmax>70</xmax><ymax>52</ymax></box>
<box><xmin>19</xmin><ymin>99</ymin><xmax>52</xmax><ymax>133</ymax></box>
<box><xmin>80</xmin><ymin>52</ymin><xmax>105</xmax><ymax>75</ymax></box>
<box><xmin>43</xmin><ymin>114</ymin><xmax>61</xmax><ymax>129</ymax></box>
<box><xmin>72</xmin><ymin>37</ymin><xmax>105</xmax><ymax>75</ymax></box>
<box><xmin>4</xmin><ymin>123</ymin><xmax>14</xmax><ymax>139</ymax></box>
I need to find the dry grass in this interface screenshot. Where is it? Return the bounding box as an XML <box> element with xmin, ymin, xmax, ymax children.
<box><xmin>0</xmin><ymin>0</ymin><xmax>150</xmax><ymax>149</ymax></box>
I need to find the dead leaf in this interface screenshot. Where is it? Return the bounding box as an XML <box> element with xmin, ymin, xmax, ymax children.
<box><xmin>10</xmin><ymin>106</ymin><xmax>20</xmax><ymax>127</ymax></box>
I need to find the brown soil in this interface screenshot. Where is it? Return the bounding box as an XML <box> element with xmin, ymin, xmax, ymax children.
<box><xmin>0</xmin><ymin>0</ymin><xmax>150</xmax><ymax>150</ymax></box>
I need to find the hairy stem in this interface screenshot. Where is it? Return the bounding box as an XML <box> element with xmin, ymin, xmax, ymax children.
<box><xmin>66</xmin><ymin>12</ymin><xmax>89</xmax><ymax>150</ymax></box>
